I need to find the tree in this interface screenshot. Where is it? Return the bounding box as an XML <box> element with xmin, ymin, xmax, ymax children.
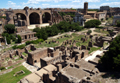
<box><xmin>101</xmin><ymin>18</ymin><xmax>104</xmax><ymax>21</ymax></box>
<box><xmin>117</xmin><ymin>21</ymin><xmax>120</xmax><ymax>27</ymax></box>
<box><xmin>100</xmin><ymin>35</ymin><xmax>120</xmax><ymax>71</ymax></box>
<box><xmin>17</xmin><ymin>35</ymin><xmax>22</xmax><ymax>43</ymax></box>
<box><xmin>6</xmin><ymin>37</ymin><xmax>11</xmax><ymax>44</ymax></box>
<box><xmin>4</xmin><ymin>24</ymin><xmax>15</xmax><ymax>34</ymax></box>
<box><xmin>87</xmin><ymin>30</ymin><xmax>92</xmax><ymax>35</ymax></box>
<box><xmin>85</xmin><ymin>20</ymin><xmax>101</xmax><ymax>28</ymax></box>
<box><xmin>33</xmin><ymin>21</ymin><xmax>84</xmax><ymax>40</ymax></box>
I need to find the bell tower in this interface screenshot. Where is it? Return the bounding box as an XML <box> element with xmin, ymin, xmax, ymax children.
<box><xmin>84</xmin><ymin>2</ymin><xmax>88</xmax><ymax>15</ymax></box>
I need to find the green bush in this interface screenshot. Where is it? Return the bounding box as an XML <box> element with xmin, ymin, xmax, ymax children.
<box><xmin>33</xmin><ymin>21</ymin><xmax>84</xmax><ymax>40</ymax></box>
<box><xmin>6</xmin><ymin>37</ymin><xmax>11</xmax><ymax>44</ymax></box>
<box><xmin>96</xmin><ymin>26</ymin><xmax>104</xmax><ymax>29</ymax></box>
<box><xmin>10</xmin><ymin>34</ymin><xmax>16</xmax><ymax>42</ymax></box>
<box><xmin>17</xmin><ymin>35</ymin><xmax>22</xmax><ymax>43</ymax></box>
<box><xmin>117</xmin><ymin>21</ymin><xmax>120</xmax><ymax>27</ymax></box>
<box><xmin>85</xmin><ymin>20</ymin><xmax>101</xmax><ymax>28</ymax></box>
<box><xmin>17</xmin><ymin>44</ymin><xmax>25</xmax><ymax>49</ymax></box>
<box><xmin>87</xmin><ymin>30</ymin><xmax>92</xmax><ymax>34</ymax></box>
<box><xmin>101</xmin><ymin>18</ymin><xmax>104</xmax><ymax>21</ymax></box>
<box><xmin>0</xmin><ymin>67</ymin><xmax>5</xmax><ymax>70</ymax></box>
<box><xmin>12</xmin><ymin>44</ymin><xmax>25</xmax><ymax>49</ymax></box>
<box><xmin>58</xmin><ymin>12</ymin><xmax>75</xmax><ymax>18</ymax></box>
<box><xmin>26</xmin><ymin>39</ymin><xmax>44</xmax><ymax>45</ymax></box>
<box><xmin>12</xmin><ymin>45</ymin><xmax>17</xmax><ymax>49</ymax></box>
<box><xmin>0</xmin><ymin>16</ymin><xmax>6</xmax><ymax>19</ymax></box>
<box><xmin>4</xmin><ymin>24</ymin><xmax>15</xmax><ymax>34</ymax></box>
<box><xmin>106</xmin><ymin>17</ymin><xmax>108</xmax><ymax>20</ymax></box>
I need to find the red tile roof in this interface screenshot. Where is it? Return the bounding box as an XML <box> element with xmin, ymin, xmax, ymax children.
<box><xmin>60</xmin><ymin>9</ymin><xmax>77</xmax><ymax>12</ymax></box>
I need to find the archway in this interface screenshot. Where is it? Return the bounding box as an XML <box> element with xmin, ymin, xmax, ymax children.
<box><xmin>42</xmin><ymin>12</ymin><xmax>51</xmax><ymax>23</ymax></box>
<box><xmin>15</xmin><ymin>13</ymin><xmax>26</xmax><ymax>26</ymax></box>
<box><xmin>16</xmin><ymin>13</ymin><xmax>26</xmax><ymax>20</ymax></box>
<box><xmin>29</xmin><ymin>12</ymin><xmax>40</xmax><ymax>24</ymax></box>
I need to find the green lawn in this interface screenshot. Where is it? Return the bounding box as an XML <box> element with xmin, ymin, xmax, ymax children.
<box><xmin>89</xmin><ymin>47</ymin><xmax>101</xmax><ymax>54</ymax></box>
<box><xmin>8</xmin><ymin>63</ymin><xmax>22</xmax><ymax>69</ymax></box>
<box><xmin>35</xmin><ymin>35</ymin><xmax>71</xmax><ymax>48</ymax></box>
<box><xmin>94</xmin><ymin>29</ymin><xmax>109</xmax><ymax>34</ymax></box>
<box><xmin>71</xmin><ymin>33</ymin><xmax>91</xmax><ymax>47</ymax></box>
<box><xmin>28</xmin><ymin>50</ymin><xmax>32</xmax><ymax>52</ymax></box>
<box><xmin>0</xmin><ymin>66</ymin><xmax>31</xmax><ymax>83</ymax></box>
<box><xmin>22</xmin><ymin>52</ymin><xmax>28</xmax><ymax>57</ymax></box>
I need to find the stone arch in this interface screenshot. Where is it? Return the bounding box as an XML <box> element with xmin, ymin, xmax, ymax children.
<box><xmin>15</xmin><ymin>13</ymin><xmax>27</xmax><ymax>26</ymax></box>
<box><xmin>29</xmin><ymin>12</ymin><xmax>40</xmax><ymax>24</ymax></box>
<box><xmin>16</xmin><ymin>13</ymin><xmax>26</xmax><ymax>20</ymax></box>
<box><xmin>42</xmin><ymin>12</ymin><xmax>51</xmax><ymax>23</ymax></box>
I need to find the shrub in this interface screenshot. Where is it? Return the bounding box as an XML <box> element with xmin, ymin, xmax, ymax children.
<box><xmin>6</xmin><ymin>37</ymin><xmax>11</xmax><ymax>44</ymax></box>
<box><xmin>101</xmin><ymin>18</ymin><xmax>104</xmax><ymax>21</ymax></box>
<box><xmin>33</xmin><ymin>21</ymin><xmax>84</xmax><ymax>39</ymax></box>
<box><xmin>17</xmin><ymin>35</ymin><xmax>22</xmax><ymax>43</ymax></box>
<box><xmin>96</xmin><ymin>26</ymin><xmax>104</xmax><ymax>29</ymax></box>
<box><xmin>10</xmin><ymin>34</ymin><xmax>16</xmax><ymax>42</ymax></box>
<box><xmin>0</xmin><ymin>67</ymin><xmax>5</xmax><ymax>70</ymax></box>
<box><xmin>85</xmin><ymin>20</ymin><xmax>101</xmax><ymax>28</ymax></box>
<box><xmin>106</xmin><ymin>17</ymin><xmax>108</xmax><ymax>20</ymax></box>
<box><xmin>4</xmin><ymin>24</ymin><xmax>15</xmax><ymax>34</ymax></box>
<box><xmin>26</xmin><ymin>39</ymin><xmax>44</xmax><ymax>45</ymax></box>
<box><xmin>12</xmin><ymin>44</ymin><xmax>25</xmax><ymax>49</ymax></box>
<box><xmin>17</xmin><ymin>44</ymin><xmax>25</xmax><ymax>49</ymax></box>
<box><xmin>12</xmin><ymin>45</ymin><xmax>17</xmax><ymax>49</ymax></box>
<box><xmin>87</xmin><ymin>30</ymin><xmax>92</xmax><ymax>34</ymax></box>
<box><xmin>117</xmin><ymin>21</ymin><xmax>120</xmax><ymax>27</ymax></box>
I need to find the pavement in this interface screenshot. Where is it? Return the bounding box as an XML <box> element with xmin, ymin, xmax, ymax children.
<box><xmin>85</xmin><ymin>50</ymin><xmax>103</xmax><ymax>62</ymax></box>
<box><xmin>22</xmin><ymin>62</ymin><xmax>38</xmax><ymax>72</ymax></box>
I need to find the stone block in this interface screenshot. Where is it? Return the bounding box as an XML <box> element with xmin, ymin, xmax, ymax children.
<box><xmin>8</xmin><ymin>61</ymin><xmax>12</xmax><ymax>65</ymax></box>
<box><xmin>81</xmin><ymin>45</ymin><xmax>86</xmax><ymax>50</ymax></box>
<box><xmin>88</xmin><ymin>41</ymin><xmax>93</xmax><ymax>47</ymax></box>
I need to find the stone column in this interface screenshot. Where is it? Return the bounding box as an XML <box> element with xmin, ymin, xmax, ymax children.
<box><xmin>40</xmin><ymin>14</ymin><xmax>42</xmax><ymax>24</ymax></box>
<box><xmin>27</xmin><ymin>35</ymin><xmax>29</xmax><ymax>39</ymax></box>
<box><xmin>26</xmin><ymin>16</ymin><xmax>30</xmax><ymax>26</ymax></box>
<box><xmin>0</xmin><ymin>39</ymin><xmax>1</xmax><ymax>46</ymax></box>
<box><xmin>5</xmin><ymin>37</ymin><xmax>8</xmax><ymax>45</ymax></box>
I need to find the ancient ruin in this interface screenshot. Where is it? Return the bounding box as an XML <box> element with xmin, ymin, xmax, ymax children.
<box><xmin>6</xmin><ymin>7</ymin><xmax>63</xmax><ymax>27</ymax></box>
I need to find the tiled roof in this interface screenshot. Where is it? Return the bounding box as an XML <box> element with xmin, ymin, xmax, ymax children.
<box><xmin>61</xmin><ymin>9</ymin><xmax>77</xmax><ymax>12</ymax></box>
<box><xmin>97</xmin><ymin>12</ymin><xmax>106</xmax><ymax>14</ymax></box>
<box><xmin>84</xmin><ymin>15</ymin><xmax>93</xmax><ymax>19</ymax></box>
<box><xmin>87</xmin><ymin>11</ymin><xmax>97</xmax><ymax>13</ymax></box>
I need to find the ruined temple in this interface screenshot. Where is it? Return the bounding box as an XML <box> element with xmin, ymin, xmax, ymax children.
<box><xmin>6</xmin><ymin>7</ymin><xmax>63</xmax><ymax>27</ymax></box>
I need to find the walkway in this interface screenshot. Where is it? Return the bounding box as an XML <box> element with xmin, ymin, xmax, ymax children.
<box><xmin>22</xmin><ymin>62</ymin><xmax>38</xmax><ymax>73</ymax></box>
<box><xmin>85</xmin><ymin>50</ymin><xmax>103</xmax><ymax>61</ymax></box>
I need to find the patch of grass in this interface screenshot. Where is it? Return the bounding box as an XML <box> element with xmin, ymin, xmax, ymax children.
<box><xmin>89</xmin><ymin>47</ymin><xmax>101</xmax><ymax>54</ymax></box>
<box><xmin>22</xmin><ymin>52</ymin><xmax>28</xmax><ymax>57</ymax></box>
<box><xmin>72</xmin><ymin>34</ymin><xmax>91</xmax><ymax>47</ymax></box>
<box><xmin>8</xmin><ymin>66</ymin><xmax>13</xmax><ymax>69</ymax></box>
<box><xmin>11</xmin><ymin>42</ymin><xmax>15</xmax><ymax>45</ymax></box>
<box><xmin>35</xmin><ymin>36</ymin><xmax>71</xmax><ymax>48</ymax></box>
<box><xmin>94</xmin><ymin>29</ymin><xmax>109</xmax><ymax>34</ymax></box>
<box><xmin>0</xmin><ymin>47</ymin><xmax>13</xmax><ymax>53</ymax></box>
<box><xmin>0</xmin><ymin>66</ymin><xmax>31</xmax><ymax>83</ymax></box>
<box><xmin>8</xmin><ymin>63</ymin><xmax>22</xmax><ymax>69</ymax></box>
<box><xmin>28</xmin><ymin>50</ymin><xmax>32</xmax><ymax>52</ymax></box>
